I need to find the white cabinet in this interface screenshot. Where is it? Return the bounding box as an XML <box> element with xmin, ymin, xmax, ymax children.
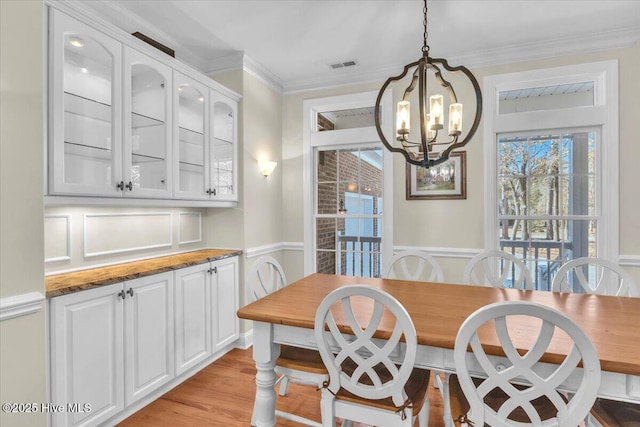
<box><xmin>123</xmin><ymin>47</ymin><xmax>173</xmax><ymax>198</ymax></box>
<box><xmin>210</xmin><ymin>92</ymin><xmax>238</xmax><ymax>201</ymax></box>
<box><xmin>47</xmin><ymin>8</ymin><xmax>239</xmax><ymax>204</ymax></box>
<box><xmin>174</xmin><ymin>262</ymin><xmax>212</xmax><ymax>374</ymax></box>
<box><xmin>49</xmin><ymin>9</ymin><xmax>123</xmax><ymax>197</ymax></box>
<box><xmin>174</xmin><ymin>74</ymin><xmax>238</xmax><ymax>202</ymax></box>
<box><xmin>174</xmin><ymin>256</ymin><xmax>239</xmax><ymax>374</ymax></box>
<box><xmin>212</xmin><ymin>256</ymin><xmax>239</xmax><ymax>350</ymax></box>
<box><xmin>124</xmin><ymin>273</ymin><xmax>174</xmax><ymax>405</ymax></box>
<box><xmin>49</xmin><ymin>272</ymin><xmax>173</xmax><ymax>427</ymax></box>
<box><xmin>174</xmin><ymin>72</ymin><xmax>210</xmax><ymax>201</ymax></box>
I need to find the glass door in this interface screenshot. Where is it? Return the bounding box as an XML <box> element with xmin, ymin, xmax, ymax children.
<box><xmin>123</xmin><ymin>47</ymin><xmax>172</xmax><ymax>198</ymax></box>
<box><xmin>174</xmin><ymin>72</ymin><xmax>209</xmax><ymax>200</ymax></box>
<box><xmin>50</xmin><ymin>9</ymin><xmax>122</xmax><ymax>196</ymax></box>
<box><xmin>315</xmin><ymin>147</ymin><xmax>383</xmax><ymax>277</ymax></box>
<box><xmin>209</xmin><ymin>91</ymin><xmax>237</xmax><ymax>200</ymax></box>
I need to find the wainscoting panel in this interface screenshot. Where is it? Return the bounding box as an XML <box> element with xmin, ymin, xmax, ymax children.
<box><xmin>45</xmin><ymin>214</ymin><xmax>71</xmax><ymax>262</ymax></box>
<box><xmin>84</xmin><ymin>212</ymin><xmax>173</xmax><ymax>257</ymax></box>
<box><xmin>179</xmin><ymin>212</ymin><xmax>202</xmax><ymax>245</ymax></box>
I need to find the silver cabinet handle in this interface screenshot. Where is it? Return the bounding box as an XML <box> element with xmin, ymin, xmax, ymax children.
<box><xmin>127</xmin><ymin>288</ymin><xmax>134</xmax><ymax>297</ymax></box>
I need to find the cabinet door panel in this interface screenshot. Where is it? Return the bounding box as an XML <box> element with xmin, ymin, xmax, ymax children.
<box><xmin>50</xmin><ymin>284</ymin><xmax>124</xmax><ymax>427</ymax></box>
<box><xmin>213</xmin><ymin>257</ymin><xmax>239</xmax><ymax>350</ymax></box>
<box><xmin>210</xmin><ymin>91</ymin><xmax>238</xmax><ymax>201</ymax></box>
<box><xmin>123</xmin><ymin>48</ymin><xmax>173</xmax><ymax>198</ymax></box>
<box><xmin>50</xmin><ymin>9</ymin><xmax>122</xmax><ymax>196</ymax></box>
<box><xmin>174</xmin><ymin>264</ymin><xmax>211</xmax><ymax>374</ymax></box>
<box><xmin>174</xmin><ymin>73</ymin><xmax>209</xmax><ymax>200</ymax></box>
<box><xmin>124</xmin><ymin>272</ymin><xmax>174</xmax><ymax>405</ymax></box>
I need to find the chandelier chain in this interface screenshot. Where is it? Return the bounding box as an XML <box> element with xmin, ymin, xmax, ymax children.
<box><xmin>422</xmin><ymin>0</ymin><xmax>429</xmax><ymax>55</ymax></box>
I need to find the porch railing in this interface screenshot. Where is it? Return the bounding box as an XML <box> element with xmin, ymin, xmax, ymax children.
<box><xmin>336</xmin><ymin>235</ymin><xmax>382</xmax><ymax>278</ymax></box>
<box><xmin>499</xmin><ymin>239</ymin><xmax>573</xmax><ymax>291</ymax></box>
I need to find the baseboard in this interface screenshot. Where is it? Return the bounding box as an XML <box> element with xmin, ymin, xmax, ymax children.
<box><xmin>236</xmin><ymin>329</ymin><xmax>253</xmax><ymax>349</ymax></box>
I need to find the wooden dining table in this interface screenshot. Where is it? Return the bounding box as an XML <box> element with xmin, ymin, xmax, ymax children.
<box><xmin>237</xmin><ymin>273</ymin><xmax>640</xmax><ymax>427</ymax></box>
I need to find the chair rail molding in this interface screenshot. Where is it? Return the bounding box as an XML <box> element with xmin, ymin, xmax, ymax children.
<box><xmin>245</xmin><ymin>242</ymin><xmax>304</xmax><ymax>259</ymax></box>
<box><xmin>393</xmin><ymin>245</ymin><xmax>481</xmax><ymax>260</ymax></box>
<box><xmin>620</xmin><ymin>255</ymin><xmax>640</xmax><ymax>268</ymax></box>
<box><xmin>0</xmin><ymin>292</ymin><xmax>45</xmax><ymax>321</ymax></box>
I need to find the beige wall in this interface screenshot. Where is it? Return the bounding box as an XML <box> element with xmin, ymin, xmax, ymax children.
<box><xmin>280</xmin><ymin>43</ymin><xmax>640</xmax><ymax>285</ymax></box>
<box><xmin>0</xmin><ymin>1</ymin><xmax>47</xmax><ymax>426</ymax></box>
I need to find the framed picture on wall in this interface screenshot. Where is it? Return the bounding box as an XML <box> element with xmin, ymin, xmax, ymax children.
<box><xmin>406</xmin><ymin>151</ymin><xmax>466</xmax><ymax>200</ymax></box>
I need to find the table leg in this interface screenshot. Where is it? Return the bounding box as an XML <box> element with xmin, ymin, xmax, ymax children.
<box><xmin>251</xmin><ymin>322</ymin><xmax>281</xmax><ymax>427</ymax></box>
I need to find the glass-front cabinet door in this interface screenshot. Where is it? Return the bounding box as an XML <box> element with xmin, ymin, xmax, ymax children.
<box><xmin>123</xmin><ymin>47</ymin><xmax>172</xmax><ymax>198</ymax></box>
<box><xmin>50</xmin><ymin>9</ymin><xmax>123</xmax><ymax>196</ymax></box>
<box><xmin>210</xmin><ymin>92</ymin><xmax>237</xmax><ymax>201</ymax></box>
<box><xmin>174</xmin><ymin>72</ymin><xmax>209</xmax><ymax>200</ymax></box>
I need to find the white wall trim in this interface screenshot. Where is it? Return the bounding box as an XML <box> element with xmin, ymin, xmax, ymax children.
<box><xmin>44</xmin><ymin>214</ymin><xmax>71</xmax><ymax>262</ymax></box>
<box><xmin>244</xmin><ymin>242</ymin><xmax>304</xmax><ymax>259</ymax></box>
<box><xmin>620</xmin><ymin>255</ymin><xmax>640</xmax><ymax>268</ymax></box>
<box><xmin>393</xmin><ymin>246</ymin><xmax>482</xmax><ymax>260</ymax></box>
<box><xmin>83</xmin><ymin>212</ymin><xmax>173</xmax><ymax>258</ymax></box>
<box><xmin>178</xmin><ymin>212</ymin><xmax>203</xmax><ymax>245</ymax></box>
<box><xmin>0</xmin><ymin>292</ymin><xmax>45</xmax><ymax>321</ymax></box>
<box><xmin>235</xmin><ymin>330</ymin><xmax>253</xmax><ymax>350</ymax></box>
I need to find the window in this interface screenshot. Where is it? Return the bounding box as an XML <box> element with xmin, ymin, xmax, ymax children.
<box><xmin>484</xmin><ymin>61</ymin><xmax>618</xmax><ymax>290</ymax></box>
<box><xmin>303</xmin><ymin>91</ymin><xmax>394</xmax><ymax>276</ymax></box>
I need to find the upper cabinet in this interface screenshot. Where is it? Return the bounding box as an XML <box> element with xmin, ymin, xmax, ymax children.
<box><xmin>47</xmin><ymin>8</ymin><xmax>239</xmax><ymax>205</ymax></box>
<box><xmin>50</xmin><ymin>10</ymin><xmax>123</xmax><ymax>196</ymax></box>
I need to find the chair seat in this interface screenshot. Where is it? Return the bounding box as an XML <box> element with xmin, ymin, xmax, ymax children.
<box><xmin>277</xmin><ymin>345</ymin><xmax>328</xmax><ymax>375</ymax></box>
<box><xmin>449</xmin><ymin>374</ymin><xmax>566</xmax><ymax>424</ymax></box>
<box><xmin>591</xmin><ymin>398</ymin><xmax>640</xmax><ymax>427</ymax></box>
<box><xmin>334</xmin><ymin>362</ymin><xmax>431</xmax><ymax>417</ymax></box>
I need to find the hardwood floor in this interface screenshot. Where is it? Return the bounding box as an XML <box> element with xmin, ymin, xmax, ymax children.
<box><xmin>119</xmin><ymin>347</ymin><xmax>446</xmax><ymax>426</ymax></box>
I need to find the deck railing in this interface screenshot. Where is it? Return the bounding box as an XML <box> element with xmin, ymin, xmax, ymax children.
<box><xmin>499</xmin><ymin>239</ymin><xmax>573</xmax><ymax>290</ymax></box>
<box><xmin>336</xmin><ymin>235</ymin><xmax>382</xmax><ymax>278</ymax></box>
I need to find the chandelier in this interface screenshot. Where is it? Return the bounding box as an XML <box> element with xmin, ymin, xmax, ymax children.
<box><xmin>374</xmin><ymin>0</ymin><xmax>482</xmax><ymax>168</ymax></box>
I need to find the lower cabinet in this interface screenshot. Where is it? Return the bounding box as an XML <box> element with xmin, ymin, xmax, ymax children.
<box><xmin>49</xmin><ymin>272</ymin><xmax>173</xmax><ymax>427</ymax></box>
<box><xmin>49</xmin><ymin>256</ymin><xmax>239</xmax><ymax>427</ymax></box>
<box><xmin>174</xmin><ymin>256</ymin><xmax>239</xmax><ymax>374</ymax></box>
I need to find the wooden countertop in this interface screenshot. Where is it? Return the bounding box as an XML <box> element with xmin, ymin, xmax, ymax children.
<box><xmin>45</xmin><ymin>249</ymin><xmax>242</xmax><ymax>298</ymax></box>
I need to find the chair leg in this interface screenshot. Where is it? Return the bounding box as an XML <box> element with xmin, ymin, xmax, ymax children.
<box><xmin>320</xmin><ymin>391</ymin><xmax>336</xmax><ymax>427</ymax></box>
<box><xmin>440</xmin><ymin>372</ymin><xmax>455</xmax><ymax>427</ymax></box>
<box><xmin>418</xmin><ymin>395</ymin><xmax>430</xmax><ymax>427</ymax></box>
<box><xmin>279</xmin><ymin>374</ymin><xmax>290</xmax><ymax>396</ymax></box>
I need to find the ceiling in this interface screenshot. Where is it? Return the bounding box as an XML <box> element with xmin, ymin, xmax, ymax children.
<box><xmin>80</xmin><ymin>0</ymin><xmax>640</xmax><ymax>93</ymax></box>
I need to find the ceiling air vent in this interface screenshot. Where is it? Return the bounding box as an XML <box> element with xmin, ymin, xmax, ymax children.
<box><xmin>329</xmin><ymin>60</ymin><xmax>359</xmax><ymax>69</ymax></box>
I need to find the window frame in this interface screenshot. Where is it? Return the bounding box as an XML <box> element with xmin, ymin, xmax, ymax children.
<box><xmin>483</xmin><ymin>60</ymin><xmax>619</xmax><ymax>262</ymax></box>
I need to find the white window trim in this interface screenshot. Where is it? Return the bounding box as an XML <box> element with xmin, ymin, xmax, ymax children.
<box><xmin>483</xmin><ymin>60</ymin><xmax>619</xmax><ymax>261</ymax></box>
<box><xmin>302</xmin><ymin>90</ymin><xmax>393</xmax><ymax>275</ymax></box>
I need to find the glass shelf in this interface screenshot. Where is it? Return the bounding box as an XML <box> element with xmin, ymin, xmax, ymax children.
<box><xmin>64</xmin><ymin>91</ymin><xmax>111</xmax><ymax>123</ymax></box>
<box><xmin>132</xmin><ymin>152</ymin><xmax>166</xmax><ymax>164</ymax></box>
<box><xmin>64</xmin><ymin>141</ymin><xmax>112</xmax><ymax>160</ymax></box>
<box><xmin>179</xmin><ymin>161</ymin><xmax>204</xmax><ymax>171</ymax></box>
<box><xmin>132</xmin><ymin>111</ymin><xmax>164</xmax><ymax>129</ymax></box>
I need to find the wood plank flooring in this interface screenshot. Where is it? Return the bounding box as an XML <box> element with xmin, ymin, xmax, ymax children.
<box><xmin>118</xmin><ymin>348</ymin><xmax>446</xmax><ymax>426</ymax></box>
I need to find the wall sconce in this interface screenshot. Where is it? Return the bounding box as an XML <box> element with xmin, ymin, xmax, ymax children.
<box><xmin>259</xmin><ymin>161</ymin><xmax>277</xmax><ymax>177</ymax></box>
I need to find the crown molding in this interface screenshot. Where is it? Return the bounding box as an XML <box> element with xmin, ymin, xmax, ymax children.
<box><xmin>206</xmin><ymin>53</ymin><xmax>284</xmax><ymax>94</ymax></box>
<box><xmin>447</xmin><ymin>26</ymin><xmax>640</xmax><ymax>70</ymax></box>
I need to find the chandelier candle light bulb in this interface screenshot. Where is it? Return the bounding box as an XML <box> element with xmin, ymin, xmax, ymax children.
<box><xmin>396</xmin><ymin>100</ymin><xmax>411</xmax><ymax>136</ymax></box>
<box><xmin>429</xmin><ymin>95</ymin><xmax>444</xmax><ymax>129</ymax></box>
<box><xmin>448</xmin><ymin>103</ymin><xmax>462</xmax><ymax>135</ymax></box>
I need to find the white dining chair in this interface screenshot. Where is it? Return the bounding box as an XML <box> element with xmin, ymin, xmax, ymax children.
<box><xmin>551</xmin><ymin>256</ymin><xmax>639</xmax><ymax>426</ymax></box>
<box><xmin>383</xmin><ymin>250</ymin><xmax>444</xmax><ymax>282</ymax></box>
<box><xmin>451</xmin><ymin>300</ymin><xmax>601</xmax><ymax>426</ymax></box>
<box><xmin>551</xmin><ymin>256</ymin><xmax>639</xmax><ymax>297</ymax></box>
<box><xmin>246</xmin><ymin>256</ymin><xmax>328</xmax><ymax>427</ymax></box>
<box><xmin>314</xmin><ymin>284</ymin><xmax>431</xmax><ymax>427</ymax></box>
<box><xmin>463</xmin><ymin>250</ymin><xmax>534</xmax><ymax>290</ymax></box>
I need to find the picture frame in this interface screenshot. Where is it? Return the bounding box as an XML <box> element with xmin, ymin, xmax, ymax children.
<box><xmin>406</xmin><ymin>151</ymin><xmax>466</xmax><ymax>200</ymax></box>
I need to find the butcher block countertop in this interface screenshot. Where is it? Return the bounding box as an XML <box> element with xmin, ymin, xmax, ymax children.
<box><xmin>45</xmin><ymin>249</ymin><xmax>242</xmax><ymax>298</ymax></box>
